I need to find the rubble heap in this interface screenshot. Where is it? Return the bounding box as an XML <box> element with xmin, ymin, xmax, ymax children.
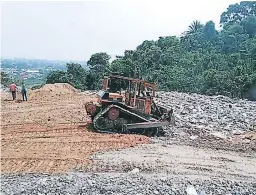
<box><xmin>155</xmin><ymin>91</ymin><xmax>256</xmax><ymax>133</ymax></box>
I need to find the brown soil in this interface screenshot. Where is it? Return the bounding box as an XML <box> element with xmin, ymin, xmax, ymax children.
<box><xmin>1</xmin><ymin>124</ymin><xmax>147</xmax><ymax>173</ymax></box>
<box><xmin>1</xmin><ymin>84</ymin><xmax>149</xmax><ymax>173</ymax></box>
<box><xmin>1</xmin><ymin>84</ymin><xmax>94</xmax><ymax>125</ymax></box>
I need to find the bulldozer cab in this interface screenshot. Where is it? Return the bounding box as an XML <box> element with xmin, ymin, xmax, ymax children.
<box><xmin>101</xmin><ymin>74</ymin><xmax>157</xmax><ymax>114</ymax></box>
<box><xmin>103</xmin><ymin>75</ymin><xmax>156</xmax><ymax>96</ymax></box>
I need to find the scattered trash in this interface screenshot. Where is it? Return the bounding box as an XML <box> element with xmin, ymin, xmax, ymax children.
<box><xmin>190</xmin><ymin>135</ymin><xmax>198</xmax><ymax>140</ymax></box>
<box><xmin>186</xmin><ymin>185</ymin><xmax>198</xmax><ymax>195</ymax></box>
<box><xmin>210</xmin><ymin>132</ymin><xmax>227</xmax><ymax>139</ymax></box>
<box><xmin>232</xmin><ymin>130</ymin><xmax>243</xmax><ymax>135</ymax></box>
<box><xmin>129</xmin><ymin>168</ymin><xmax>140</xmax><ymax>173</ymax></box>
<box><xmin>199</xmin><ymin>191</ymin><xmax>206</xmax><ymax>195</ymax></box>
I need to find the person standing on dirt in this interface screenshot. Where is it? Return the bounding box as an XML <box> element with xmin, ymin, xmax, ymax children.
<box><xmin>21</xmin><ymin>83</ymin><xmax>28</xmax><ymax>101</ymax></box>
<box><xmin>9</xmin><ymin>83</ymin><xmax>17</xmax><ymax>100</ymax></box>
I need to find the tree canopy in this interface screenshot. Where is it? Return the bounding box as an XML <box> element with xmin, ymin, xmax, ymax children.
<box><xmin>45</xmin><ymin>1</ymin><xmax>256</xmax><ymax>100</ymax></box>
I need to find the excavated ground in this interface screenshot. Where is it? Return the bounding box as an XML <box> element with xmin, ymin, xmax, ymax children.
<box><xmin>1</xmin><ymin>123</ymin><xmax>148</xmax><ymax>173</ymax></box>
<box><xmin>1</xmin><ymin>85</ymin><xmax>148</xmax><ymax>173</ymax></box>
<box><xmin>1</xmin><ymin>85</ymin><xmax>256</xmax><ymax>194</ymax></box>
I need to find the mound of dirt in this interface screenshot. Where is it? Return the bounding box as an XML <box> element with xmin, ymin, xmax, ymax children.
<box><xmin>29</xmin><ymin>83</ymin><xmax>79</xmax><ymax>101</ymax></box>
<box><xmin>40</xmin><ymin>83</ymin><xmax>78</xmax><ymax>93</ymax></box>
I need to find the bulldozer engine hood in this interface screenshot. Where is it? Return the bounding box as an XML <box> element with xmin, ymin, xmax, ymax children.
<box><xmin>97</xmin><ymin>90</ymin><xmax>123</xmax><ymax>103</ymax></box>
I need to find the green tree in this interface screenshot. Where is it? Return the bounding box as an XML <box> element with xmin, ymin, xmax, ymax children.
<box><xmin>220</xmin><ymin>1</ymin><xmax>256</xmax><ymax>27</ymax></box>
<box><xmin>241</xmin><ymin>15</ymin><xmax>256</xmax><ymax>37</ymax></box>
<box><xmin>46</xmin><ymin>70</ymin><xmax>68</xmax><ymax>84</ymax></box>
<box><xmin>203</xmin><ymin>21</ymin><xmax>217</xmax><ymax>40</ymax></box>
<box><xmin>186</xmin><ymin>20</ymin><xmax>203</xmax><ymax>35</ymax></box>
<box><xmin>87</xmin><ymin>52</ymin><xmax>111</xmax><ymax>89</ymax></box>
<box><xmin>87</xmin><ymin>52</ymin><xmax>111</xmax><ymax>73</ymax></box>
<box><xmin>0</xmin><ymin>71</ymin><xmax>11</xmax><ymax>87</ymax></box>
<box><xmin>66</xmin><ymin>63</ymin><xmax>87</xmax><ymax>90</ymax></box>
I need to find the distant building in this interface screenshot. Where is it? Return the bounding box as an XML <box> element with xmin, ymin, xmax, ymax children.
<box><xmin>26</xmin><ymin>70</ymin><xmax>39</xmax><ymax>73</ymax></box>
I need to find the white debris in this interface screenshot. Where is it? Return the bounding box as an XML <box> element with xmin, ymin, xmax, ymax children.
<box><xmin>190</xmin><ymin>135</ymin><xmax>198</xmax><ymax>140</ymax></box>
<box><xmin>232</xmin><ymin>130</ymin><xmax>243</xmax><ymax>135</ymax></box>
<box><xmin>129</xmin><ymin>168</ymin><xmax>140</xmax><ymax>173</ymax></box>
<box><xmin>210</xmin><ymin>132</ymin><xmax>227</xmax><ymax>139</ymax></box>
<box><xmin>186</xmin><ymin>185</ymin><xmax>198</xmax><ymax>195</ymax></box>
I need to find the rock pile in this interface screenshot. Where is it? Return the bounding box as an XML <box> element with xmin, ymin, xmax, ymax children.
<box><xmin>155</xmin><ymin>91</ymin><xmax>256</xmax><ymax>133</ymax></box>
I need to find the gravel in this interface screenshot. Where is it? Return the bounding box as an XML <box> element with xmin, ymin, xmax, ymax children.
<box><xmin>1</xmin><ymin>173</ymin><xmax>256</xmax><ymax>195</ymax></box>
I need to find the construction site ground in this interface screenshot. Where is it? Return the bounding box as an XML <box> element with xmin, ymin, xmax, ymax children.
<box><xmin>1</xmin><ymin>84</ymin><xmax>256</xmax><ymax>194</ymax></box>
<box><xmin>1</xmin><ymin>86</ymin><xmax>148</xmax><ymax>173</ymax></box>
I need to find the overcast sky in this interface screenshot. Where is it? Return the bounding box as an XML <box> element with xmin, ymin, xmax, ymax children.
<box><xmin>1</xmin><ymin>0</ymin><xmax>239</xmax><ymax>61</ymax></box>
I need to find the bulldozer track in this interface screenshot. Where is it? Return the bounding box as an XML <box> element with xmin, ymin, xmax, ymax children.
<box><xmin>93</xmin><ymin>104</ymin><xmax>160</xmax><ymax>136</ymax></box>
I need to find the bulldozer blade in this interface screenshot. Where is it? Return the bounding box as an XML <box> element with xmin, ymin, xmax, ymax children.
<box><xmin>123</xmin><ymin>121</ymin><xmax>169</xmax><ymax>130</ymax></box>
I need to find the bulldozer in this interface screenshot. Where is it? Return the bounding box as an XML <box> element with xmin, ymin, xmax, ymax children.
<box><xmin>85</xmin><ymin>74</ymin><xmax>175</xmax><ymax>136</ymax></box>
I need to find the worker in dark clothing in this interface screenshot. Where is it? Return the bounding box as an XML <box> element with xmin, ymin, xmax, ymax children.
<box><xmin>21</xmin><ymin>83</ymin><xmax>28</xmax><ymax>101</ymax></box>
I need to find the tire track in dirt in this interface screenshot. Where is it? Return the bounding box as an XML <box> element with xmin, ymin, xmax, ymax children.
<box><xmin>1</xmin><ymin>123</ymin><xmax>148</xmax><ymax>173</ymax></box>
<box><xmin>89</xmin><ymin>144</ymin><xmax>256</xmax><ymax>182</ymax></box>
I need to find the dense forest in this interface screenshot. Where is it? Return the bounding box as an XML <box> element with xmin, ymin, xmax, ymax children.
<box><xmin>26</xmin><ymin>1</ymin><xmax>256</xmax><ymax>100</ymax></box>
<box><xmin>2</xmin><ymin>1</ymin><xmax>256</xmax><ymax>100</ymax></box>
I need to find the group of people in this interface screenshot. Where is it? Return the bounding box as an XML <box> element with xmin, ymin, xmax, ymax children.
<box><xmin>9</xmin><ymin>83</ymin><xmax>28</xmax><ymax>101</ymax></box>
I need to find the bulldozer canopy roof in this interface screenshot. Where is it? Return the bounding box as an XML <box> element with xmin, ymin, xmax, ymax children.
<box><xmin>105</xmin><ymin>75</ymin><xmax>157</xmax><ymax>90</ymax></box>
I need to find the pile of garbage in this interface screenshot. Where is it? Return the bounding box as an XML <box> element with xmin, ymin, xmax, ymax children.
<box><xmin>155</xmin><ymin>91</ymin><xmax>256</xmax><ymax>133</ymax></box>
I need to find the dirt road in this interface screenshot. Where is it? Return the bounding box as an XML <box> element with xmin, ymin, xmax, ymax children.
<box><xmin>90</xmin><ymin>143</ymin><xmax>256</xmax><ymax>182</ymax></box>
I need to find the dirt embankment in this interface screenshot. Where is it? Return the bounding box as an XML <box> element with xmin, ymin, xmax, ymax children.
<box><xmin>1</xmin><ymin>83</ymin><xmax>93</xmax><ymax>125</ymax></box>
